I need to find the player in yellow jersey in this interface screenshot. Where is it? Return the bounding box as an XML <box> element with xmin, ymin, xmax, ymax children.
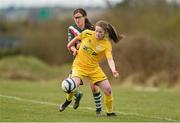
<box><xmin>67</xmin><ymin>8</ymin><xmax>103</xmax><ymax>115</ymax></box>
<box><xmin>60</xmin><ymin>20</ymin><xmax>123</xmax><ymax>116</ymax></box>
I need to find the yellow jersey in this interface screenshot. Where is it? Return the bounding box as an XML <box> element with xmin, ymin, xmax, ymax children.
<box><xmin>72</xmin><ymin>29</ymin><xmax>112</xmax><ymax>69</ymax></box>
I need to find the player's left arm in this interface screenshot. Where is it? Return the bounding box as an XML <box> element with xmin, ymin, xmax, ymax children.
<box><xmin>105</xmin><ymin>42</ymin><xmax>119</xmax><ymax>79</ymax></box>
<box><xmin>107</xmin><ymin>57</ymin><xmax>119</xmax><ymax>79</ymax></box>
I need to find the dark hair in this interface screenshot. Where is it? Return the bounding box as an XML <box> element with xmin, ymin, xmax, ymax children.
<box><xmin>73</xmin><ymin>8</ymin><xmax>94</xmax><ymax>30</ymax></box>
<box><xmin>95</xmin><ymin>20</ymin><xmax>121</xmax><ymax>43</ymax></box>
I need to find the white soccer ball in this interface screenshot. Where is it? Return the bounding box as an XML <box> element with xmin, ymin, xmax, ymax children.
<box><xmin>61</xmin><ymin>78</ymin><xmax>77</xmax><ymax>93</ymax></box>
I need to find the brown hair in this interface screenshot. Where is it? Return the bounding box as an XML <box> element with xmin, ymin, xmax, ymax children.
<box><xmin>73</xmin><ymin>8</ymin><xmax>94</xmax><ymax>30</ymax></box>
<box><xmin>95</xmin><ymin>20</ymin><xmax>122</xmax><ymax>43</ymax></box>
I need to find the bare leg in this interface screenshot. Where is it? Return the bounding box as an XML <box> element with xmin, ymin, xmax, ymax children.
<box><xmin>59</xmin><ymin>77</ymin><xmax>82</xmax><ymax>112</ymax></box>
<box><xmin>96</xmin><ymin>79</ymin><xmax>116</xmax><ymax>116</ymax></box>
<box><xmin>97</xmin><ymin>79</ymin><xmax>112</xmax><ymax>96</ymax></box>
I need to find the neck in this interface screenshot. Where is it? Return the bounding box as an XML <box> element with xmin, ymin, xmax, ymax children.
<box><xmin>78</xmin><ymin>24</ymin><xmax>85</xmax><ymax>30</ymax></box>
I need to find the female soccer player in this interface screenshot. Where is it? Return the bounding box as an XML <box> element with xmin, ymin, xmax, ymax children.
<box><xmin>66</xmin><ymin>8</ymin><xmax>103</xmax><ymax>115</ymax></box>
<box><xmin>60</xmin><ymin>20</ymin><xmax>123</xmax><ymax>116</ymax></box>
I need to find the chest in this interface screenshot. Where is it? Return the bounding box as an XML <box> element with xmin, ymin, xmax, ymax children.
<box><xmin>81</xmin><ymin>37</ymin><xmax>106</xmax><ymax>55</ymax></box>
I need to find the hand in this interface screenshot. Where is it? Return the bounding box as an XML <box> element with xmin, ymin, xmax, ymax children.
<box><xmin>119</xmin><ymin>33</ymin><xmax>126</xmax><ymax>40</ymax></box>
<box><xmin>76</xmin><ymin>43</ymin><xmax>81</xmax><ymax>50</ymax></box>
<box><xmin>67</xmin><ymin>47</ymin><xmax>71</xmax><ymax>52</ymax></box>
<box><xmin>113</xmin><ymin>71</ymin><xmax>119</xmax><ymax>79</ymax></box>
<box><xmin>72</xmin><ymin>49</ymin><xmax>78</xmax><ymax>56</ymax></box>
<box><xmin>70</xmin><ymin>46</ymin><xmax>78</xmax><ymax>56</ymax></box>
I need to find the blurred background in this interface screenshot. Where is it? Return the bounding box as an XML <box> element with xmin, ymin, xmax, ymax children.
<box><xmin>0</xmin><ymin>0</ymin><xmax>180</xmax><ymax>88</ymax></box>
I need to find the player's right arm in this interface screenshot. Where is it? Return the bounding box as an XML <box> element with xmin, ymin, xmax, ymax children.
<box><xmin>67</xmin><ymin>30</ymin><xmax>87</xmax><ymax>51</ymax></box>
<box><xmin>67</xmin><ymin>37</ymin><xmax>79</xmax><ymax>51</ymax></box>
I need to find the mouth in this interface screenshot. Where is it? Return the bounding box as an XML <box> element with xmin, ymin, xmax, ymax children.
<box><xmin>76</xmin><ymin>21</ymin><xmax>80</xmax><ymax>24</ymax></box>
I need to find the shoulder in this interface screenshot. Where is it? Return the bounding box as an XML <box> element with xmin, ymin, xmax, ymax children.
<box><xmin>68</xmin><ymin>24</ymin><xmax>79</xmax><ymax>31</ymax></box>
<box><xmin>68</xmin><ymin>24</ymin><xmax>81</xmax><ymax>35</ymax></box>
<box><xmin>104</xmin><ymin>38</ymin><xmax>112</xmax><ymax>48</ymax></box>
<box><xmin>68</xmin><ymin>23</ymin><xmax>77</xmax><ymax>29</ymax></box>
<box><xmin>82</xmin><ymin>29</ymin><xmax>94</xmax><ymax>35</ymax></box>
<box><xmin>77</xmin><ymin>29</ymin><xmax>94</xmax><ymax>39</ymax></box>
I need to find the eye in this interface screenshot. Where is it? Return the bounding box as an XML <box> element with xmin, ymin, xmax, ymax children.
<box><xmin>98</xmin><ymin>31</ymin><xmax>102</xmax><ymax>34</ymax></box>
<box><xmin>95</xmin><ymin>30</ymin><xmax>100</xmax><ymax>33</ymax></box>
<box><xmin>74</xmin><ymin>16</ymin><xmax>83</xmax><ymax>19</ymax></box>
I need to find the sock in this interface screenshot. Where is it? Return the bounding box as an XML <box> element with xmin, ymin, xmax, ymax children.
<box><xmin>93</xmin><ymin>92</ymin><xmax>102</xmax><ymax>112</ymax></box>
<box><xmin>74</xmin><ymin>90</ymin><xmax>81</xmax><ymax>98</ymax></box>
<box><xmin>66</xmin><ymin>90</ymin><xmax>78</xmax><ymax>101</ymax></box>
<box><xmin>104</xmin><ymin>95</ymin><xmax>113</xmax><ymax>113</ymax></box>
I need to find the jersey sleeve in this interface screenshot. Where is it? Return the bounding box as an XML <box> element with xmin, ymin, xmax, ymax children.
<box><xmin>68</xmin><ymin>27</ymin><xmax>75</xmax><ymax>43</ymax></box>
<box><xmin>76</xmin><ymin>29</ymin><xmax>88</xmax><ymax>40</ymax></box>
<box><xmin>105</xmin><ymin>41</ymin><xmax>113</xmax><ymax>59</ymax></box>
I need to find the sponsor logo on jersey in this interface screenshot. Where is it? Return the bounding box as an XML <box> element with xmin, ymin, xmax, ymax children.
<box><xmin>96</xmin><ymin>45</ymin><xmax>102</xmax><ymax>51</ymax></box>
<box><xmin>83</xmin><ymin>45</ymin><xmax>97</xmax><ymax>56</ymax></box>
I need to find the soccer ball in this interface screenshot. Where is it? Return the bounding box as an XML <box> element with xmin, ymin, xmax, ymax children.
<box><xmin>61</xmin><ymin>78</ymin><xmax>77</xmax><ymax>93</ymax></box>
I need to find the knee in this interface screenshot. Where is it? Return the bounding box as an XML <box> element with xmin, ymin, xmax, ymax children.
<box><xmin>72</xmin><ymin>77</ymin><xmax>81</xmax><ymax>87</ymax></box>
<box><xmin>91</xmin><ymin>84</ymin><xmax>99</xmax><ymax>93</ymax></box>
<box><xmin>104</xmin><ymin>87</ymin><xmax>112</xmax><ymax>96</ymax></box>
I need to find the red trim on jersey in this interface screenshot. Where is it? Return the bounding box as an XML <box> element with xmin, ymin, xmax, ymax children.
<box><xmin>69</xmin><ymin>29</ymin><xmax>78</xmax><ymax>37</ymax></box>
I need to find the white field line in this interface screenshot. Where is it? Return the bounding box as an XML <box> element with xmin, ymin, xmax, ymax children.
<box><xmin>0</xmin><ymin>94</ymin><xmax>177</xmax><ymax>122</ymax></box>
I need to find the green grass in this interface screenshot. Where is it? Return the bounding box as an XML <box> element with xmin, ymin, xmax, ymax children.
<box><xmin>0</xmin><ymin>55</ymin><xmax>71</xmax><ymax>80</ymax></box>
<box><xmin>0</xmin><ymin>79</ymin><xmax>180</xmax><ymax>122</ymax></box>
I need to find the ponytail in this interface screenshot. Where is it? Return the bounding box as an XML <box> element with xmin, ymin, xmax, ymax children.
<box><xmin>107</xmin><ymin>24</ymin><xmax>119</xmax><ymax>43</ymax></box>
<box><xmin>85</xmin><ymin>18</ymin><xmax>95</xmax><ymax>30</ymax></box>
<box><xmin>95</xmin><ymin>20</ymin><xmax>122</xmax><ymax>43</ymax></box>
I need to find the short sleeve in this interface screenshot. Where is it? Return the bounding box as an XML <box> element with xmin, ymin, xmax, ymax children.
<box><xmin>76</xmin><ymin>29</ymin><xmax>88</xmax><ymax>40</ymax></box>
<box><xmin>105</xmin><ymin>41</ymin><xmax>112</xmax><ymax>59</ymax></box>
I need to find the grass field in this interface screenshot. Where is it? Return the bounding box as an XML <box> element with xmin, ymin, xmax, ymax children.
<box><xmin>0</xmin><ymin>79</ymin><xmax>180</xmax><ymax>122</ymax></box>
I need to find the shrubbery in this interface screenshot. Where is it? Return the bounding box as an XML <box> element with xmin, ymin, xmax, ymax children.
<box><xmin>1</xmin><ymin>3</ymin><xmax>180</xmax><ymax>87</ymax></box>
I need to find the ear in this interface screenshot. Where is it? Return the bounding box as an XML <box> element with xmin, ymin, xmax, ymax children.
<box><xmin>84</xmin><ymin>16</ymin><xmax>87</xmax><ymax>20</ymax></box>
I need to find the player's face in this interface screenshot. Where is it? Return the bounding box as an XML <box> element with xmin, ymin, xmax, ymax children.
<box><xmin>73</xmin><ymin>13</ymin><xmax>85</xmax><ymax>28</ymax></box>
<box><xmin>95</xmin><ymin>26</ymin><xmax>105</xmax><ymax>40</ymax></box>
